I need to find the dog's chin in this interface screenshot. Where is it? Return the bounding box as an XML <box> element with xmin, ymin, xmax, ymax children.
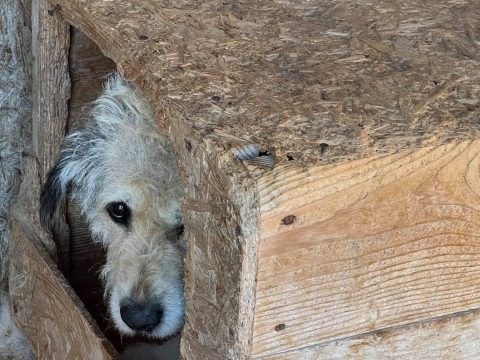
<box><xmin>109</xmin><ymin>286</ymin><xmax>185</xmax><ymax>339</ymax></box>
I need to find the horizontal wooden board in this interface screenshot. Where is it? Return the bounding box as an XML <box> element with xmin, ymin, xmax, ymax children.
<box><xmin>257</xmin><ymin>309</ymin><xmax>480</xmax><ymax>360</ymax></box>
<box><xmin>8</xmin><ymin>217</ymin><xmax>117</xmax><ymax>360</ymax></box>
<box><xmin>253</xmin><ymin>141</ymin><xmax>480</xmax><ymax>356</ymax></box>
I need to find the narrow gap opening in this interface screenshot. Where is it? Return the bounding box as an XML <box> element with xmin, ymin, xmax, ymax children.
<box><xmin>64</xmin><ymin>27</ymin><xmax>181</xmax><ymax>358</ymax></box>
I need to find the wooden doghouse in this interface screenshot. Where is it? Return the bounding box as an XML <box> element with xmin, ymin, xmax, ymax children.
<box><xmin>8</xmin><ymin>0</ymin><xmax>480</xmax><ymax>359</ymax></box>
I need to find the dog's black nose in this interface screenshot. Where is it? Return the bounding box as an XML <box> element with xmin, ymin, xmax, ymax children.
<box><xmin>120</xmin><ymin>301</ymin><xmax>163</xmax><ymax>332</ymax></box>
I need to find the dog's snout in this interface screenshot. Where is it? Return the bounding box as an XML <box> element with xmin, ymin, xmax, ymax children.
<box><xmin>120</xmin><ymin>301</ymin><xmax>163</xmax><ymax>332</ymax></box>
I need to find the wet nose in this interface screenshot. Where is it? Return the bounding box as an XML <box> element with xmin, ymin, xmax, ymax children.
<box><xmin>120</xmin><ymin>300</ymin><xmax>163</xmax><ymax>332</ymax></box>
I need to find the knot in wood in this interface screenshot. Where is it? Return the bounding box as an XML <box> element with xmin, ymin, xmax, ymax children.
<box><xmin>281</xmin><ymin>215</ymin><xmax>296</xmax><ymax>225</ymax></box>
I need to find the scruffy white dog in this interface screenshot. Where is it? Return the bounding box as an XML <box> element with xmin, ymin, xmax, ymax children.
<box><xmin>40</xmin><ymin>74</ymin><xmax>185</xmax><ymax>340</ymax></box>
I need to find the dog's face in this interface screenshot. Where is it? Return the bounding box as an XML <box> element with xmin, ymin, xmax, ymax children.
<box><xmin>40</xmin><ymin>75</ymin><xmax>185</xmax><ymax>339</ymax></box>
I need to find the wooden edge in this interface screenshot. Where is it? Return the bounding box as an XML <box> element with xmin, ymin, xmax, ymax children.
<box><xmin>32</xmin><ymin>0</ymin><xmax>71</xmax><ymax>272</ymax></box>
<box><xmin>254</xmin><ymin>308</ymin><xmax>480</xmax><ymax>360</ymax></box>
<box><xmin>8</xmin><ymin>215</ymin><xmax>118</xmax><ymax>360</ymax></box>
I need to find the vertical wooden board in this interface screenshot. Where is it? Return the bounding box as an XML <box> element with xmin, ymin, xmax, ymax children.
<box><xmin>9</xmin><ymin>217</ymin><xmax>117</xmax><ymax>360</ymax></box>
<box><xmin>32</xmin><ymin>0</ymin><xmax>70</xmax><ymax>181</ymax></box>
<box><xmin>31</xmin><ymin>0</ymin><xmax>71</xmax><ymax>268</ymax></box>
<box><xmin>257</xmin><ymin>309</ymin><xmax>480</xmax><ymax>360</ymax></box>
<box><xmin>253</xmin><ymin>141</ymin><xmax>480</xmax><ymax>356</ymax></box>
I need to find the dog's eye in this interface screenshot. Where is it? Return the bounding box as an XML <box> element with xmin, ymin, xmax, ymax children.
<box><xmin>106</xmin><ymin>202</ymin><xmax>131</xmax><ymax>226</ymax></box>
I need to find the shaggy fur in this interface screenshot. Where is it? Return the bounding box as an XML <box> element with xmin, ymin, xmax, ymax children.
<box><xmin>41</xmin><ymin>74</ymin><xmax>185</xmax><ymax>339</ymax></box>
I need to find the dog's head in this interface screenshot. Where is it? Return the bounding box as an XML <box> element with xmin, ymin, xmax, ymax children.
<box><xmin>40</xmin><ymin>74</ymin><xmax>185</xmax><ymax>339</ymax></box>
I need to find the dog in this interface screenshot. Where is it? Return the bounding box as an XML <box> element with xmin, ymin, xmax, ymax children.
<box><xmin>40</xmin><ymin>73</ymin><xmax>185</xmax><ymax>340</ymax></box>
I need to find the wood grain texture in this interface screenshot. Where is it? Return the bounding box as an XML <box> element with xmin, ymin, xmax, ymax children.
<box><xmin>31</xmin><ymin>0</ymin><xmax>71</xmax><ymax>270</ymax></box>
<box><xmin>258</xmin><ymin>309</ymin><xmax>480</xmax><ymax>360</ymax></box>
<box><xmin>32</xmin><ymin>0</ymin><xmax>70</xmax><ymax>181</ymax></box>
<box><xmin>8</xmin><ymin>216</ymin><xmax>118</xmax><ymax>360</ymax></box>
<box><xmin>253</xmin><ymin>141</ymin><xmax>480</xmax><ymax>356</ymax></box>
<box><xmin>38</xmin><ymin>0</ymin><xmax>480</xmax><ymax>357</ymax></box>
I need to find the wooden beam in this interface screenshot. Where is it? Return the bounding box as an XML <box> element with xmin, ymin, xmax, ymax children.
<box><xmin>253</xmin><ymin>140</ymin><xmax>480</xmax><ymax>356</ymax></box>
<box><xmin>31</xmin><ymin>0</ymin><xmax>71</xmax><ymax>269</ymax></box>
<box><xmin>8</xmin><ymin>216</ymin><xmax>118</xmax><ymax>360</ymax></box>
<box><xmin>32</xmin><ymin>0</ymin><xmax>70</xmax><ymax>181</ymax></box>
<box><xmin>258</xmin><ymin>309</ymin><xmax>480</xmax><ymax>360</ymax></box>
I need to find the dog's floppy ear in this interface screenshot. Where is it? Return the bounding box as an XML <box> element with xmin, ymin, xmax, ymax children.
<box><xmin>40</xmin><ymin>160</ymin><xmax>68</xmax><ymax>229</ymax></box>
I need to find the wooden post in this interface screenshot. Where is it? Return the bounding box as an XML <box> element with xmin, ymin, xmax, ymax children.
<box><xmin>31</xmin><ymin>0</ymin><xmax>71</xmax><ymax>269</ymax></box>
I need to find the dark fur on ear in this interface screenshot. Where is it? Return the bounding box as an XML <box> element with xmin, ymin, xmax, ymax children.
<box><xmin>40</xmin><ymin>162</ymin><xmax>66</xmax><ymax>229</ymax></box>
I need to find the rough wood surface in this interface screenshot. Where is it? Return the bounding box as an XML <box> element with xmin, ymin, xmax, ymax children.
<box><xmin>166</xmin><ymin>112</ymin><xmax>260</xmax><ymax>359</ymax></box>
<box><xmin>259</xmin><ymin>309</ymin><xmax>480</xmax><ymax>360</ymax></box>
<box><xmin>40</xmin><ymin>0</ymin><xmax>480</xmax><ymax>358</ymax></box>
<box><xmin>253</xmin><ymin>140</ymin><xmax>480</xmax><ymax>356</ymax></box>
<box><xmin>32</xmin><ymin>0</ymin><xmax>71</xmax><ymax>268</ymax></box>
<box><xmin>45</xmin><ymin>0</ymin><xmax>479</xmax><ymax>166</ymax></box>
<box><xmin>32</xmin><ymin>0</ymin><xmax>70</xmax><ymax>181</ymax></box>
<box><xmin>8</xmin><ymin>216</ymin><xmax>118</xmax><ymax>360</ymax></box>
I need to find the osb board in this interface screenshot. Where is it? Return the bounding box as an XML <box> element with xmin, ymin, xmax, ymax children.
<box><xmin>260</xmin><ymin>309</ymin><xmax>480</xmax><ymax>360</ymax></box>
<box><xmin>8</xmin><ymin>217</ymin><xmax>118</xmax><ymax>360</ymax></box>
<box><xmin>45</xmin><ymin>0</ymin><xmax>479</xmax><ymax>166</ymax></box>
<box><xmin>252</xmin><ymin>140</ymin><xmax>480</xmax><ymax>357</ymax></box>
<box><xmin>166</xmin><ymin>115</ymin><xmax>260</xmax><ymax>359</ymax></box>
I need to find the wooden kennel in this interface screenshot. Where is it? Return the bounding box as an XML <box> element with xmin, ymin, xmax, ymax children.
<box><xmin>8</xmin><ymin>0</ymin><xmax>480</xmax><ymax>359</ymax></box>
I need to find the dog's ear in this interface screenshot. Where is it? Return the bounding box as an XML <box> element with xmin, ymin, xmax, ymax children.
<box><xmin>40</xmin><ymin>160</ymin><xmax>68</xmax><ymax>229</ymax></box>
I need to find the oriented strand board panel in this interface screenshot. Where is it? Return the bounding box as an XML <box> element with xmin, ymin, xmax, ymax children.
<box><xmin>9</xmin><ymin>218</ymin><xmax>117</xmax><ymax>360</ymax></box>
<box><xmin>43</xmin><ymin>0</ymin><xmax>479</xmax><ymax>165</ymax></box>
<box><xmin>253</xmin><ymin>141</ymin><xmax>480</xmax><ymax>356</ymax></box>
<box><xmin>261</xmin><ymin>309</ymin><xmax>480</xmax><ymax>360</ymax></box>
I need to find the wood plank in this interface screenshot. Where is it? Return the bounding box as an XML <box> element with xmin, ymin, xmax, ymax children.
<box><xmin>32</xmin><ymin>0</ymin><xmax>70</xmax><ymax>181</ymax></box>
<box><xmin>257</xmin><ymin>309</ymin><xmax>480</xmax><ymax>360</ymax></box>
<box><xmin>253</xmin><ymin>141</ymin><xmax>480</xmax><ymax>356</ymax></box>
<box><xmin>31</xmin><ymin>0</ymin><xmax>71</xmax><ymax>269</ymax></box>
<box><xmin>8</xmin><ymin>216</ymin><xmax>118</xmax><ymax>360</ymax></box>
